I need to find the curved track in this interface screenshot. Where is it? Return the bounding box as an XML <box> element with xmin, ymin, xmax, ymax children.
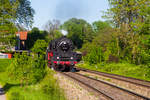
<box><xmin>76</xmin><ymin>67</ymin><xmax>150</xmax><ymax>88</ymax></box>
<box><xmin>76</xmin><ymin>67</ymin><xmax>150</xmax><ymax>98</ymax></box>
<box><xmin>61</xmin><ymin>72</ymin><xmax>114</xmax><ymax>100</ymax></box>
<box><xmin>60</xmin><ymin>72</ymin><xmax>150</xmax><ymax>100</ymax></box>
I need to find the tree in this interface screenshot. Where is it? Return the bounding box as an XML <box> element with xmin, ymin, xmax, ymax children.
<box><xmin>82</xmin><ymin>44</ymin><xmax>104</xmax><ymax>64</ymax></box>
<box><xmin>101</xmin><ymin>0</ymin><xmax>150</xmax><ymax>64</ymax></box>
<box><xmin>140</xmin><ymin>7</ymin><xmax>150</xmax><ymax>35</ymax></box>
<box><xmin>61</xmin><ymin>18</ymin><xmax>94</xmax><ymax>49</ymax></box>
<box><xmin>26</xmin><ymin>27</ymin><xmax>48</xmax><ymax>50</ymax></box>
<box><xmin>0</xmin><ymin>0</ymin><xmax>18</xmax><ymax>51</ymax></box>
<box><xmin>105</xmin><ymin>0</ymin><xmax>150</xmax><ymax>33</ymax></box>
<box><xmin>8</xmin><ymin>52</ymin><xmax>46</xmax><ymax>86</ymax></box>
<box><xmin>92</xmin><ymin>20</ymin><xmax>111</xmax><ymax>33</ymax></box>
<box><xmin>16</xmin><ymin>0</ymin><xmax>35</xmax><ymax>28</ymax></box>
<box><xmin>0</xmin><ymin>0</ymin><xmax>34</xmax><ymax>29</ymax></box>
<box><xmin>32</xmin><ymin>39</ymin><xmax>48</xmax><ymax>55</ymax></box>
<box><xmin>44</xmin><ymin>19</ymin><xmax>63</xmax><ymax>40</ymax></box>
<box><xmin>0</xmin><ymin>0</ymin><xmax>34</xmax><ymax>51</ymax></box>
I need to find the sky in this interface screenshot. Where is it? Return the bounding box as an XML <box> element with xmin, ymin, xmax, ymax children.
<box><xmin>30</xmin><ymin>0</ymin><xmax>109</xmax><ymax>30</ymax></box>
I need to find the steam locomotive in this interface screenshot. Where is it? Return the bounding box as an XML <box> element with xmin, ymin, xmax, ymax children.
<box><xmin>46</xmin><ymin>36</ymin><xmax>81</xmax><ymax>71</ymax></box>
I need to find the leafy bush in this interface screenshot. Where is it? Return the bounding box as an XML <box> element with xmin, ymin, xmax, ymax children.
<box><xmin>31</xmin><ymin>39</ymin><xmax>48</xmax><ymax>55</ymax></box>
<box><xmin>7</xmin><ymin>68</ymin><xmax>66</xmax><ymax>100</ymax></box>
<box><xmin>83</xmin><ymin>44</ymin><xmax>104</xmax><ymax>64</ymax></box>
<box><xmin>10</xmin><ymin>92</ymin><xmax>25</xmax><ymax>100</ymax></box>
<box><xmin>40</xmin><ymin>69</ymin><xmax>66</xmax><ymax>100</ymax></box>
<box><xmin>7</xmin><ymin>52</ymin><xmax>46</xmax><ymax>85</ymax></box>
<box><xmin>0</xmin><ymin>59</ymin><xmax>12</xmax><ymax>72</ymax></box>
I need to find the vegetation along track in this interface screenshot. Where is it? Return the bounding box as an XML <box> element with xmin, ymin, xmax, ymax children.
<box><xmin>60</xmin><ymin>72</ymin><xmax>150</xmax><ymax>100</ymax></box>
<box><xmin>76</xmin><ymin>67</ymin><xmax>150</xmax><ymax>98</ymax></box>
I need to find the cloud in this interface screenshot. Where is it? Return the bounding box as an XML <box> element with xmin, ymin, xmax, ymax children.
<box><xmin>54</xmin><ymin>0</ymin><xmax>86</xmax><ymax>21</ymax></box>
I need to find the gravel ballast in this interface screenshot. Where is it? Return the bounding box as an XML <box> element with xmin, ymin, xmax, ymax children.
<box><xmin>55</xmin><ymin>73</ymin><xmax>99</xmax><ymax>100</ymax></box>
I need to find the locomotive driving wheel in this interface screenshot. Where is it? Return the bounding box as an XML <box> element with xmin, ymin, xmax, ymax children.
<box><xmin>51</xmin><ymin>64</ymin><xmax>65</xmax><ymax>71</ymax></box>
<box><xmin>64</xmin><ymin>65</ymin><xmax>73</xmax><ymax>72</ymax></box>
<box><xmin>58</xmin><ymin>65</ymin><xmax>66</xmax><ymax>71</ymax></box>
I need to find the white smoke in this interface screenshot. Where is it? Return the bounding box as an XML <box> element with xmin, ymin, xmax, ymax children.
<box><xmin>61</xmin><ymin>30</ymin><xmax>68</xmax><ymax>35</ymax></box>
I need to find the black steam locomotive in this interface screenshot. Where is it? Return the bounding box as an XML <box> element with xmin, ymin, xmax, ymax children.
<box><xmin>46</xmin><ymin>36</ymin><xmax>81</xmax><ymax>71</ymax></box>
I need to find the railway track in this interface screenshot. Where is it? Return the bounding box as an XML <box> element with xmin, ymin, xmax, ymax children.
<box><xmin>76</xmin><ymin>67</ymin><xmax>150</xmax><ymax>88</ymax></box>
<box><xmin>76</xmin><ymin>67</ymin><xmax>150</xmax><ymax>98</ymax></box>
<box><xmin>60</xmin><ymin>72</ymin><xmax>150</xmax><ymax>100</ymax></box>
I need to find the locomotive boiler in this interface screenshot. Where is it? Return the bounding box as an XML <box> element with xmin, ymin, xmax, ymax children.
<box><xmin>46</xmin><ymin>36</ymin><xmax>81</xmax><ymax>71</ymax></box>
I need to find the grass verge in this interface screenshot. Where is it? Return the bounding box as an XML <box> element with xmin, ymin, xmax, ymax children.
<box><xmin>77</xmin><ymin>62</ymin><xmax>150</xmax><ymax>81</ymax></box>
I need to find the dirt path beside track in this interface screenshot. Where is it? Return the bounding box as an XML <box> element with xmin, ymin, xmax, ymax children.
<box><xmin>0</xmin><ymin>86</ymin><xmax>6</xmax><ymax>100</ymax></box>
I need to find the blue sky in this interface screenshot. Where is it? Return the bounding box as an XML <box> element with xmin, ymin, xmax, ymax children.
<box><xmin>30</xmin><ymin>0</ymin><xmax>109</xmax><ymax>29</ymax></box>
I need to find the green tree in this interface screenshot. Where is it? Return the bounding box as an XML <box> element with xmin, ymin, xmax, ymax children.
<box><xmin>16</xmin><ymin>0</ymin><xmax>35</xmax><ymax>28</ymax></box>
<box><xmin>44</xmin><ymin>19</ymin><xmax>63</xmax><ymax>40</ymax></box>
<box><xmin>8</xmin><ymin>52</ymin><xmax>46</xmax><ymax>86</ymax></box>
<box><xmin>0</xmin><ymin>0</ymin><xmax>18</xmax><ymax>51</ymax></box>
<box><xmin>138</xmin><ymin>35</ymin><xmax>150</xmax><ymax>65</ymax></box>
<box><xmin>32</xmin><ymin>39</ymin><xmax>48</xmax><ymax>55</ymax></box>
<box><xmin>92</xmin><ymin>20</ymin><xmax>111</xmax><ymax>33</ymax></box>
<box><xmin>102</xmin><ymin>0</ymin><xmax>150</xmax><ymax>64</ymax></box>
<box><xmin>0</xmin><ymin>0</ymin><xmax>34</xmax><ymax>51</ymax></box>
<box><xmin>83</xmin><ymin>44</ymin><xmax>104</xmax><ymax>64</ymax></box>
<box><xmin>140</xmin><ymin>7</ymin><xmax>150</xmax><ymax>35</ymax></box>
<box><xmin>62</xmin><ymin>18</ymin><xmax>94</xmax><ymax>49</ymax></box>
<box><xmin>105</xmin><ymin>0</ymin><xmax>149</xmax><ymax>33</ymax></box>
<box><xmin>26</xmin><ymin>27</ymin><xmax>48</xmax><ymax>49</ymax></box>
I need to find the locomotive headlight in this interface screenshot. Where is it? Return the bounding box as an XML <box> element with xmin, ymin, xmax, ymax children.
<box><xmin>57</xmin><ymin>57</ymin><xmax>59</xmax><ymax>59</ymax></box>
<box><xmin>70</xmin><ymin>57</ymin><xmax>73</xmax><ymax>59</ymax></box>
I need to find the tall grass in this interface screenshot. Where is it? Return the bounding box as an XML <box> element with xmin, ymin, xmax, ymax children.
<box><xmin>0</xmin><ymin>59</ymin><xmax>12</xmax><ymax>72</ymax></box>
<box><xmin>7</xmin><ymin>68</ymin><xmax>66</xmax><ymax>100</ymax></box>
<box><xmin>77</xmin><ymin>62</ymin><xmax>150</xmax><ymax>81</ymax></box>
<box><xmin>0</xmin><ymin>59</ymin><xmax>66</xmax><ymax>100</ymax></box>
<box><xmin>0</xmin><ymin>59</ymin><xmax>12</xmax><ymax>85</ymax></box>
